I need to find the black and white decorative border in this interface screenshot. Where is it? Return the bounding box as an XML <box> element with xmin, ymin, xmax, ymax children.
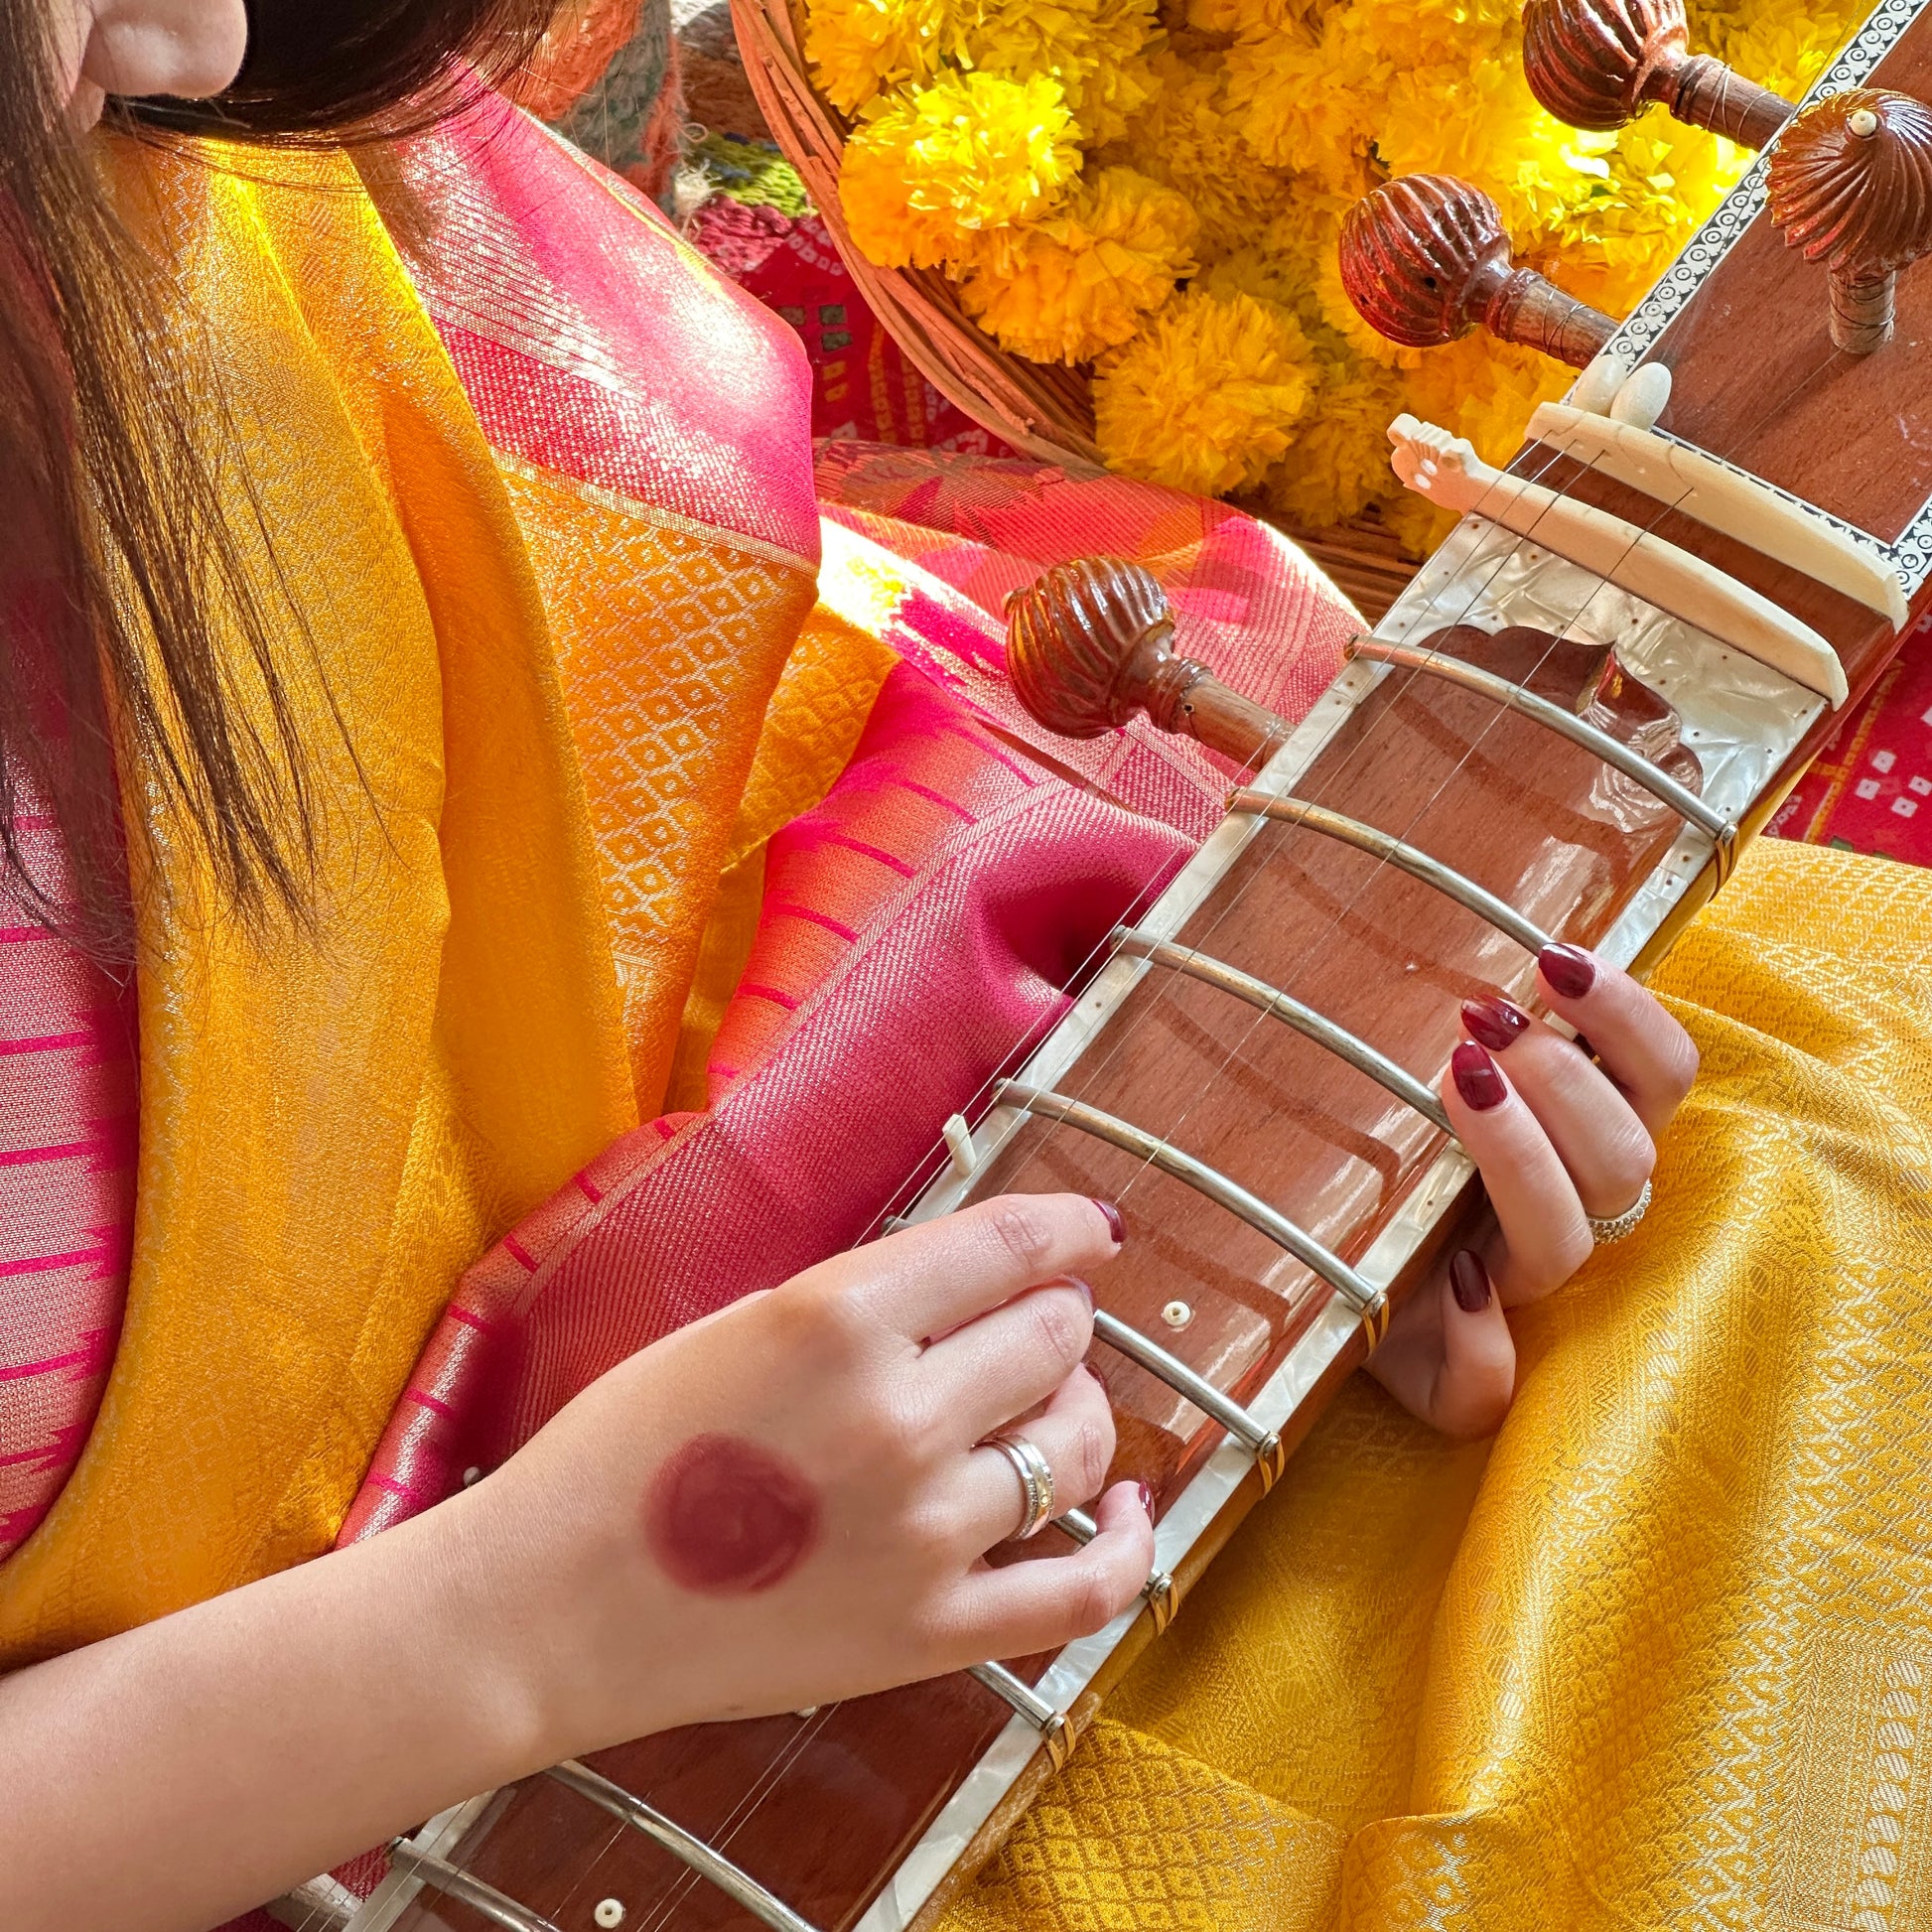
<box><xmin>1598</xmin><ymin>0</ymin><xmax>1932</xmax><ymax>594</ymax></box>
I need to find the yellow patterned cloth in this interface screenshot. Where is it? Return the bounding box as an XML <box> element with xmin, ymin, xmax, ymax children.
<box><xmin>0</xmin><ymin>125</ymin><xmax>867</xmax><ymax>1661</ymax></box>
<box><xmin>951</xmin><ymin>836</ymin><xmax>1932</xmax><ymax>1930</ymax></box>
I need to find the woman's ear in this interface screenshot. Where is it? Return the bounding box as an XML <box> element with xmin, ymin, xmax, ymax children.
<box><xmin>77</xmin><ymin>0</ymin><xmax>250</xmax><ymax>108</ymax></box>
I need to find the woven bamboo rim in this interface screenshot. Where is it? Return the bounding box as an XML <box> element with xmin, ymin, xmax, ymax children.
<box><xmin>728</xmin><ymin>0</ymin><xmax>1421</xmax><ymax>617</ymax></box>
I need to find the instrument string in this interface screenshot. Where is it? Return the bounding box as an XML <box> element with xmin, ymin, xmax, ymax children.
<box><xmin>860</xmin><ymin>435</ymin><xmax>1590</xmax><ymax>1232</ymax></box>
<box><xmin>379</xmin><ymin>429</ymin><xmax>1721</xmax><ymax>1930</ymax></box>
<box><xmin>984</xmin><ymin>436</ymin><xmax>1692</xmax><ymax>1229</ymax></box>
<box><xmin>632</xmin><ymin>443</ymin><xmax>1709</xmax><ymax>1909</ymax></box>
<box><xmin>628</xmin><ymin>1704</ymin><xmax>836</xmax><ymax>1932</ymax></box>
<box><xmin>519</xmin><ymin>448</ymin><xmax>1694</xmax><ymax>1908</ymax></box>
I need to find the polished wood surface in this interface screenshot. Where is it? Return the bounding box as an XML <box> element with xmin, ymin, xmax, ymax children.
<box><xmin>1339</xmin><ymin>175</ymin><xmax>1618</xmax><ymax>366</ymax></box>
<box><xmin>1007</xmin><ymin>557</ymin><xmax>1293</xmax><ymax>764</ymax></box>
<box><xmin>386</xmin><ymin>15</ymin><xmax>1932</xmax><ymax>1931</ymax></box>
<box><xmin>1767</xmin><ymin>88</ymin><xmax>1932</xmax><ymax>353</ymax></box>
<box><xmin>1522</xmin><ymin>0</ymin><xmax>1792</xmax><ymax>146</ymax></box>
<box><xmin>1652</xmin><ymin>7</ymin><xmax>1932</xmax><ymax>536</ymax></box>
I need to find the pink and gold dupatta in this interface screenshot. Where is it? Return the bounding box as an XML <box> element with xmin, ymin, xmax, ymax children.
<box><xmin>0</xmin><ymin>99</ymin><xmax>1355</xmax><ymax>1652</ymax></box>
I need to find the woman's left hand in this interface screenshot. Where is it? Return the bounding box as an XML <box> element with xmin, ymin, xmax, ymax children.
<box><xmin>1368</xmin><ymin>942</ymin><xmax>1699</xmax><ymax>1440</ymax></box>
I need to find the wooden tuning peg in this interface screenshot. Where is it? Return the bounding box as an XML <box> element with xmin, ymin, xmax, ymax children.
<box><xmin>1338</xmin><ymin>175</ymin><xmax>1618</xmax><ymax>370</ymax></box>
<box><xmin>1005</xmin><ymin>558</ymin><xmax>1292</xmax><ymax>768</ymax></box>
<box><xmin>1522</xmin><ymin>0</ymin><xmax>1791</xmax><ymax>149</ymax></box>
<box><xmin>1769</xmin><ymin>88</ymin><xmax>1932</xmax><ymax>355</ymax></box>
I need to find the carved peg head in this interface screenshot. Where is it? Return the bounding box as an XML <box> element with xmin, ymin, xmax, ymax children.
<box><xmin>1522</xmin><ymin>0</ymin><xmax>1688</xmax><ymax>132</ymax></box>
<box><xmin>1007</xmin><ymin>559</ymin><xmax>1297</xmax><ymax>763</ymax></box>
<box><xmin>1520</xmin><ymin>0</ymin><xmax>1790</xmax><ymax>146</ymax></box>
<box><xmin>1769</xmin><ymin>89</ymin><xmax>1932</xmax><ymax>274</ymax></box>
<box><xmin>1338</xmin><ymin>175</ymin><xmax>1509</xmax><ymax>350</ymax></box>
<box><xmin>1339</xmin><ymin>175</ymin><xmax>1618</xmax><ymax>368</ymax></box>
<box><xmin>1769</xmin><ymin>88</ymin><xmax>1932</xmax><ymax>352</ymax></box>
<box><xmin>1005</xmin><ymin>557</ymin><xmax>1175</xmax><ymax>740</ymax></box>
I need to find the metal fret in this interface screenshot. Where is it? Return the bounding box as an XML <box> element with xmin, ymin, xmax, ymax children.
<box><xmin>1225</xmin><ymin>791</ymin><xmax>1552</xmax><ymax>956</ymax></box>
<box><xmin>1113</xmin><ymin>926</ymin><xmax>1452</xmax><ymax>1136</ymax></box>
<box><xmin>998</xmin><ymin>1082</ymin><xmax>1382</xmax><ymax>1321</ymax></box>
<box><xmin>1090</xmin><ymin>1309</ymin><xmax>1289</xmax><ymax>1489</ymax></box>
<box><xmin>1054</xmin><ymin>1507</ymin><xmax>1178</xmax><ymax>1631</ymax></box>
<box><xmin>546</xmin><ymin>1760</ymin><xmax>823</xmax><ymax>1932</ymax></box>
<box><xmin>1344</xmin><ymin>634</ymin><xmax>1737</xmax><ymax>861</ymax></box>
<box><xmin>385</xmin><ymin>1844</ymin><xmax>562</xmax><ymax>1932</ymax></box>
<box><xmin>968</xmin><ymin>1661</ymin><xmax>1073</xmax><ymax>1768</ymax></box>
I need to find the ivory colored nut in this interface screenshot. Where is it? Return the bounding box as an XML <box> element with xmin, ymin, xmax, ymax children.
<box><xmin>1162</xmin><ymin>1300</ymin><xmax>1193</xmax><ymax>1329</ymax></box>
<box><xmin>1851</xmin><ymin>106</ymin><xmax>1880</xmax><ymax>136</ymax></box>
<box><xmin>595</xmin><ymin>1901</ymin><xmax>625</xmax><ymax>1929</ymax></box>
<box><xmin>1608</xmin><ymin>360</ymin><xmax>1673</xmax><ymax>430</ymax></box>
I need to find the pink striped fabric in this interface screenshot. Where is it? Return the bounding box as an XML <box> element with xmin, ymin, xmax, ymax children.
<box><xmin>0</xmin><ymin>776</ymin><xmax>137</xmax><ymax>1561</ymax></box>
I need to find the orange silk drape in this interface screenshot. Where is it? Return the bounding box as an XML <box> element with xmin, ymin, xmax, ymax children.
<box><xmin>0</xmin><ymin>130</ymin><xmax>836</xmax><ymax>1660</ymax></box>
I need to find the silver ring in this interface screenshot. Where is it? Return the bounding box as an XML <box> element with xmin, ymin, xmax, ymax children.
<box><xmin>1587</xmin><ymin>1176</ymin><xmax>1652</xmax><ymax>1245</ymax></box>
<box><xmin>982</xmin><ymin>1431</ymin><xmax>1055</xmax><ymax>1541</ymax></box>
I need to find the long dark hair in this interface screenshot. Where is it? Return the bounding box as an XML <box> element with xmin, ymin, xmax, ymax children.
<box><xmin>0</xmin><ymin>0</ymin><xmax>566</xmax><ymax>959</ymax></box>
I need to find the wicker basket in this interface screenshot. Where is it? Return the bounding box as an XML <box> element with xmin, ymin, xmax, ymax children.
<box><xmin>728</xmin><ymin>0</ymin><xmax>1421</xmax><ymax>619</ymax></box>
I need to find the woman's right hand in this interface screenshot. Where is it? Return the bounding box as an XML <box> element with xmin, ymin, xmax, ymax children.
<box><xmin>455</xmin><ymin>1193</ymin><xmax>1155</xmax><ymax>1760</ymax></box>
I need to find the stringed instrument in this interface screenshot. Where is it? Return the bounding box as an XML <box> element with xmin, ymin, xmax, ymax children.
<box><xmin>294</xmin><ymin>4</ymin><xmax>1932</xmax><ymax>1928</ymax></box>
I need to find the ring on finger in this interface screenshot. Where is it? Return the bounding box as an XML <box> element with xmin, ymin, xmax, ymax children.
<box><xmin>1587</xmin><ymin>1176</ymin><xmax>1652</xmax><ymax>1245</ymax></box>
<box><xmin>981</xmin><ymin>1430</ymin><xmax>1055</xmax><ymax>1540</ymax></box>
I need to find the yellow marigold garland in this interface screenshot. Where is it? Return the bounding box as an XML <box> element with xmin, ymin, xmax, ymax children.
<box><xmin>1093</xmin><ymin>287</ymin><xmax>1313</xmax><ymax>495</ymax></box>
<box><xmin>840</xmin><ymin>69</ymin><xmax>1081</xmax><ymax>269</ymax></box>
<box><xmin>817</xmin><ymin>0</ymin><xmax>1864</xmax><ymax>550</ymax></box>
<box><xmin>959</xmin><ymin>167</ymin><xmax>1200</xmax><ymax>362</ymax></box>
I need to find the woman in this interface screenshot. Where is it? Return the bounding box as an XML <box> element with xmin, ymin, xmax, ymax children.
<box><xmin>0</xmin><ymin>4</ymin><xmax>1916</xmax><ymax>1931</ymax></box>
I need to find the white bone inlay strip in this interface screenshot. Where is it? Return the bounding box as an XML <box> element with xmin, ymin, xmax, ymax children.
<box><xmin>1388</xmin><ymin>412</ymin><xmax>1850</xmax><ymax>704</ymax></box>
<box><xmin>1526</xmin><ymin>402</ymin><xmax>1908</xmax><ymax>627</ymax></box>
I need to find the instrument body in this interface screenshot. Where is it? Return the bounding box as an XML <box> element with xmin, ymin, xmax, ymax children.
<box><xmin>347</xmin><ymin>5</ymin><xmax>1932</xmax><ymax>1929</ymax></box>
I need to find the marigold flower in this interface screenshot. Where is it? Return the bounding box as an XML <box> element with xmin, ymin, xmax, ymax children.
<box><xmin>963</xmin><ymin>0</ymin><xmax>1161</xmax><ymax>146</ymax></box>
<box><xmin>1094</xmin><ymin>288</ymin><xmax>1315</xmax><ymax>495</ymax></box>
<box><xmin>805</xmin><ymin>0</ymin><xmax>957</xmax><ymax>112</ymax></box>
<box><xmin>811</xmin><ymin>0</ymin><xmax>1863</xmax><ymax>539</ymax></box>
<box><xmin>959</xmin><ymin>166</ymin><xmax>1198</xmax><ymax>362</ymax></box>
<box><xmin>840</xmin><ymin>69</ymin><xmax>1080</xmax><ymax>269</ymax></box>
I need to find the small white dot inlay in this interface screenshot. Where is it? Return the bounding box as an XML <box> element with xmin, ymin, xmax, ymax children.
<box><xmin>1162</xmin><ymin>1301</ymin><xmax>1193</xmax><ymax>1329</ymax></box>
<box><xmin>594</xmin><ymin>1900</ymin><xmax>625</xmax><ymax>1929</ymax></box>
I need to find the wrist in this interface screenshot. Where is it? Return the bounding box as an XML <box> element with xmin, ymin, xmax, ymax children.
<box><xmin>421</xmin><ymin>1451</ymin><xmax>675</xmax><ymax>1771</ymax></box>
<box><xmin>380</xmin><ymin>1483</ymin><xmax>579</xmax><ymax>1781</ymax></box>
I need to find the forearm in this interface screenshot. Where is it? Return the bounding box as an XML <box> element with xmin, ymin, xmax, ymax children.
<box><xmin>0</xmin><ymin>1492</ymin><xmax>556</xmax><ymax>1932</ymax></box>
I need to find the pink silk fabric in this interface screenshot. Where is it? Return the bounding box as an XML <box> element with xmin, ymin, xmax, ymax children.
<box><xmin>340</xmin><ymin>483</ymin><xmax>1357</xmax><ymax>1534</ymax></box>
<box><xmin>399</xmin><ymin>103</ymin><xmax>819</xmax><ymax>566</ymax></box>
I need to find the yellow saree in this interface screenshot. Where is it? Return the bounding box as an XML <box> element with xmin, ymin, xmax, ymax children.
<box><xmin>0</xmin><ymin>119</ymin><xmax>852</xmax><ymax>1658</ymax></box>
<box><xmin>953</xmin><ymin>837</ymin><xmax>1932</xmax><ymax>1928</ymax></box>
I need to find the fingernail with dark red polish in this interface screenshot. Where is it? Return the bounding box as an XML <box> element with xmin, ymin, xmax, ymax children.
<box><xmin>1136</xmin><ymin>1480</ymin><xmax>1156</xmax><ymax>1517</ymax></box>
<box><xmin>1451</xmin><ymin>1041</ymin><xmax>1508</xmax><ymax>1111</ymax></box>
<box><xmin>1449</xmin><ymin>1250</ymin><xmax>1492</xmax><ymax>1313</ymax></box>
<box><xmin>1092</xmin><ymin>1198</ymin><xmax>1126</xmax><ymax>1245</ymax></box>
<box><xmin>1539</xmin><ymin>942</ymin><xmax>1596</xmax><ymax>1001</ymax></box>
<box><xmin>1461</xmin><ymin>995</ymin><xmax>1531</xmax><ymax>1051</ymax></box>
